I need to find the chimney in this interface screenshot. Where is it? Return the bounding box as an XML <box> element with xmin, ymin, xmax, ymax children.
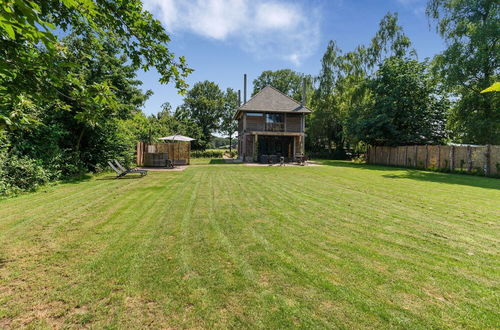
<box><xmin>243</xmin><ymin>74</ymin><xmax>247</xmax><ymax>103</ymax></box>
<box><xmin>238</xmin><ymin>90</ymin><xmax>241</xmax><ymax>106</ymax></box>
<box><xmin>301</xmin><ymin>77</ymin><xmax>306</xmax><ymax>107</ymax></box>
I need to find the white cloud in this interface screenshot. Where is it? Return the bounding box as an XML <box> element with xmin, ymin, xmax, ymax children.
<box><xmin>395</xmin><ymin>0</ymin><xmax>426</xmax><ymax>16</ymax></box>
<box><xmin>142</xmin><ymin>0</ymin><xmax>321</xmax><ymax>65</ymax></box>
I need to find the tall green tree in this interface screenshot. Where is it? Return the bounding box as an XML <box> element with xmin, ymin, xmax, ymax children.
<box><xmin>176</xmin><ymin>81</ymin><xmax>225</xmax><ymax>149</ymax></box>
<box><xmin>8</xmin><ymin>34</ymin><xmax>151</xmax><ymax>176</ymax></box>
<box><xmin>427</xmin><ymin>0</ymin><xmax>499</xmax><ymax>144</ymax></box>
<box><xmin>252</xmin><ymin>69</ymin><xmax>305</xmax><ymax>102</ymax></box>
<box><xmin>220</xmin><ymin>88</ymin><xmax>239</xmax><ymax>153</ymax></box>
<box><xmin>0</xmin><ymin>0</ymin><xmax>192</xmax><ymax>131</ymax></box>
<box><xmin>350</xmin><ymin>57</ymin><xmax>448</xmax><ymax>146</ymax></box>
<box><xmin>309</xmin><ymin>41</ymin><xmax>344</xmax><ymax>153</ymax></box>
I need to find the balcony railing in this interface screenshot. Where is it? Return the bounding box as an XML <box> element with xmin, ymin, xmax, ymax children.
<box><xmin>264</xmin><ymin>122</ymin><xmax>284</xmax><ymax>132</ymax></box>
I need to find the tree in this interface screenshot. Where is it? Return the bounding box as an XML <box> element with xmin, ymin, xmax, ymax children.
<box><xmin>427</xmin><ymin>0</ymin><xmax>499</xmax><ymax>144</ymax></box>
<box><xmin>7</xmin><ymin>34</ymin><xmax>151</xmax><ymax>176</ymax></box>
<box><xmin>252</xmin><ymin>69</ymin><xmax>305</xmax><ymax>102</ymax></box>
<box><xmin>350</xmin><ymin>57</ymin><xmax>448</xmax><ymax>146</ymax></box>
<box><xmin>309</xmin><ymin>41</ymin><xmax>345</xmax><ymax>154</ymax></box>
<box><xmin>308</xmin><ymin>12</ymin><xmax>418</xmax><ymax>155</ymax></box>
<box><xmin>176</xmin><ymin>81</ymin><xmax>225</xmax><ymax>149</ymax></box>
<box><xmin>0</xmin><ymin>0</ymin><xmax>192</xmax><ymax>131</ymax></box>
<box><xmin>220</xmin><ymin>88</ymin><xmax>239</xmax><ymax>153</ymax></box>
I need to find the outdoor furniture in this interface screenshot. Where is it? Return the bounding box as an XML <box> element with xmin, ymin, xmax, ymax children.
<box><xmin>108</xmin><ymin>161</ymin><xmax>147</xmax><ymax>179</ymax></box>
<box><xmin>295</xmin><ymin>153</ymin><xmax>307</xmax><ymax>166</ymax></box>
<box><xmin>260</xmin><ymin>154</ymin><xmax>269</xmax><ymax>164</ymax></box>
<box><xmin>279</xmin><ymin>156</ymin><xmax>285</xmax><ymax>166</ymax></box>
<box><xmin>144</xmin><ymin>152</ymin><xmax>168</xmax><ymax>167</ymax></box>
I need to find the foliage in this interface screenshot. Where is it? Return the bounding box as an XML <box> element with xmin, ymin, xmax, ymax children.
<box><xmin>209</xmin><ymin>136</ymin><xmax>237</xmax><ymax>149</ymax></box>
<box><xmin>426</xmin><ymin>0</ymin><xmax>499</xmax><ymax>144</ymax></box>
<box><xmin>349</xmin><ymin>57</ymin><xmax>448</xmax><ymax>146</ymax></box>
<box><xmin>175</xmin><ymin>81</ymin><xmax>225</xmax><ymax>149</ymax></box>
<box><xmin>220</xmin><ymin>88</ymin><xmax>239</xmax><ymax>153</ymax></box>
<box><xmin>190</xmin><ymin>149</ymin><xmax>226</xmax><ymax>158</ymax></box>
<box><xmin>0</xmin><ymin>153</ymin><xmax>51</xmax><ymax>195</ymax></box>
<box><xmin>308</xmin><ymin>41</ymin><xmax>345</xmax><ymax>153</ymax></box>
<box><xmin>308</xmin><ymin>12</ymin><xmax>419</xmax><ymax>153</ymax></box>
<box><xmin>252</xmin><ymin>69</ymin><xmax>309</xmax><ymax>102</ymax></box>
<box><xmin>0</xmin><ymin>0</ymin><xmax>191</xmax><ymax>131</ymax></box>
<box><xmin>0</xmin><ymin>33</ymin><xmax>153</xmax><ymax>194</ymax></box>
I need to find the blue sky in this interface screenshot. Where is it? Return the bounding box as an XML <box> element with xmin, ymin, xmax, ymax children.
<box><xmin>138</xmin><ymin>0</ymin><xmax>444</xmax><ymax>115</ymax></box>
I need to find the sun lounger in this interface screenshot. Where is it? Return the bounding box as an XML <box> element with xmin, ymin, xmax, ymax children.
<box><xmin>108</xmin><ymin>161</ymin><xmax>147</xmax><ymax>178</ymax></box>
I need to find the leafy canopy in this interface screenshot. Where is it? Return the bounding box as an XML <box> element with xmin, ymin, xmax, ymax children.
<box><xmin>427</xmin><ymin>0</ymin><xmax>499</xmax><ymax>144</ymax></box>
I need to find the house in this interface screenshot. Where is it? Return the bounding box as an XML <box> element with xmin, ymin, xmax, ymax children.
<box><xmin>234</xmin><ymin>84</ymin><xmax>312</xmax><ymax>162</ymax></box>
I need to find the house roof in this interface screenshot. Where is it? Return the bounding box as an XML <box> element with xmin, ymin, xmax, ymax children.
<box><xmin>234</xmin><ymin>85</ymin><xmax>312</xmax><ymax>119</ymax></box>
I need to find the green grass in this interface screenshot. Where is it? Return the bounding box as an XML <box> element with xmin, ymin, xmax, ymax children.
<box><xmin>190</xmin><ymin>158</ymin><xmax>243</xmax><ymax>165</ymax></box>
<box><xmin>0</xmin><ymin>161</ymin><xmax>499</xmax><ymax>328</ymax></box>
<box><xmin>190</xmin><ymin>158</ymin><xmax>226</xmax><ymax>165</ymax></box>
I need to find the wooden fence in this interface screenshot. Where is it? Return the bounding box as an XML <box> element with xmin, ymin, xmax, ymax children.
<box><xmin>367</xmin><ymin>145</ymin><xmax>500</xmax><ymax>177</ymax></box>
<box><xmin>136</xmin><ymin>142</ymin><xmax>191</xmax><ymax>166</ymax></box>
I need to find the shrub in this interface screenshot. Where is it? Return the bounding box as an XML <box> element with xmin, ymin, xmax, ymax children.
<box><xmin>0</xmin><ymin>154</ymin><xmax>51</xmax><ymax>196</ymax></box>
<box><xmin>191</xmin><ymin>149</ymin><xmax>225</xmax><ymax>158</ymax></box>
<box><xmin>307</xmin><ymin>149</ymin><xmax>348</xmax><ymax>160</ymax></box>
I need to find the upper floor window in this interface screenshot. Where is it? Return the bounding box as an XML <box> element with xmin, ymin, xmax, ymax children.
<box><xmin>247</xmin><ymin>112</ymin><xmax>263</xmax><ymax>117</ymax></box>
<box><xmin>265</xmin><ymin>113</ymin><xmax>284</xmax><ymax>123</ymax></box>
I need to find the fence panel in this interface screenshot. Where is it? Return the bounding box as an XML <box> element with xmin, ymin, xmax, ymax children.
<box><xmin>490</xmin><ymin>145</ymin><xmax>500</xmax><ymax>176</ymax></box>
<box><xmin>439</xmin><ymin>146</ymin><xmax>450</xmax><ymax>169</ymax></box>
<box><xmin>428</xmin><ymin>145</ymin><xmax>439</xmax><ymax>169</ymax></box>
<box><xmin>453</xmin><ymin>146</ymin><xmax>467</xmax><ymax>172</ymax></box>
<box><xmin>367</xmin><ymin>144</ymin><xmax>498</xmax><ymax>177</ymax></box>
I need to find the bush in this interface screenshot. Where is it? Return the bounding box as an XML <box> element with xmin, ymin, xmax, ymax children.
<box><xmin>191</xmin><ymin>149</ymin><xmax>225</xmax><ymax>158</ymax></box>
<box><xmin>307</xmin><ymin>149</ymin><xmax>348</xmax><ymax>160</ymax></box>
<box><xmin>0</xmin><ymin>154</ymin><xmax>51</xmax><ymax>196</ymax></box>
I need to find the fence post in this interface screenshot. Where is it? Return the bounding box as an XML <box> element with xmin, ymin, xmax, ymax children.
<box><xmin>437</xmin><ymin>145</ymin><xmax>441</xmax><ymax>170</ymax></box>
<box><xmin>485</xmin><ymin>144</ymin><xmax>491</xmax><ymax>176</ymax></box>
<box><xmin>425</xmin><ymin>145</ymin><xmax>429</xmax><ymax>169</ymax></box>
<box><xmin>405</xmin><ymin>146</ymin><xmax>408</xmax><ymax>167</ymax></box>
<box><xmin>414</xmin><ymin>145</ymin><xmax>418</xmax><ymax>167</ymax></box>
<box><xmin>449</xmin><ymin>146</ymin><xmax>455</xmax><ymax>171</ymax></box>
<box><xmin>467</xmin><ymin>145</ymin><xmax>472</xmax><ymax>172</ymax></box>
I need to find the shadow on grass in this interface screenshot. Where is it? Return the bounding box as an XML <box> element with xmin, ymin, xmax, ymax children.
<box><xmin>96</xmin><ymin>175</ymin><xmax>145</xmax><ymax>181</ymax></box>
<box><xmin>209</xmin><ymin>159</ymin><xmax>225</xmax><ymax>164</ymax></box>
<box><xmin>320</xmin><ymin>160</ymin><xmax>500</xmax><ymax>190</ymax></box>
<box><xmin>60</xmin><ymin>173</ymin><xmax>93</xmax><ymax>184</ymax></box>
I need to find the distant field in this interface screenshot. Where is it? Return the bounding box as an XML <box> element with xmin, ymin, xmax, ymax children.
<box><xmin>0</xmin><ymin>161</ymin><xmax>498</xmax><ymax>328</ymax></box>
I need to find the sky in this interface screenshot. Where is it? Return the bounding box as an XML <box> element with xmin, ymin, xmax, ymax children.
<box><xmin>137</xmin><ymin>0</ymin><xmax>445</xmax><ymax>116</ymax></box>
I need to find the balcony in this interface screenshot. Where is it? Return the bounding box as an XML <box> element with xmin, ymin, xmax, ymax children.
<box><xmin>264</xmin><ymin>122</ymin><xmax>284</xmax><ymax>132</ymax></box>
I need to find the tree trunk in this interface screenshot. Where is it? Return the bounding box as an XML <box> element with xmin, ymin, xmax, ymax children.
<box><xmin>76</xmin><ymin>127</ymin><xmax>85</xmax><ymax>152</ymax></box>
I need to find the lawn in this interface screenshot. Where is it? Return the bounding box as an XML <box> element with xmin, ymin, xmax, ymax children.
<box><xmin>0</xmin><ymin>161</ymin><xmax>499</xmax><ymax>328</ymax></box>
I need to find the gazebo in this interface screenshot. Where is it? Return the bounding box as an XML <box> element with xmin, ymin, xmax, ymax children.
<box><xmin>136</xmin><ymin>135</ymin><xmax>195</xmax><ymax>167</ymax></box>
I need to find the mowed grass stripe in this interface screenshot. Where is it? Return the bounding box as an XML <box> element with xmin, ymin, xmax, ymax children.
<box><xmin>0</xmin><ymin>162</ymin><xmax>498</xmax><ymax>328</ymax></box>
<box><xmin>0</xmin><ymin>176</ymin><xmax>145</xmax><ymax>234</ymax></box>
<box><xmin>217</xmin><ymin>168</ymin><xmax>498</xmax><ymax>328</ymax></box>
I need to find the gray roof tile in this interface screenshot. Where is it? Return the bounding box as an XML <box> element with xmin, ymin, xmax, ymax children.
<box><xmin>236</xmin><ymin>86</ymin><xmax>312</xmax><ymax>115</ymax></box>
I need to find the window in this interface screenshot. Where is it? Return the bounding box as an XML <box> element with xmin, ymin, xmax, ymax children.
<box><xmin>265</xmin><ymin>113</ymin><xmax>284</xmax><ymax>123</ymax></box>
<box><xmin>247</xmin><ymin>112</ymin><xmax>263</xmax><ymax>117</ymax></box>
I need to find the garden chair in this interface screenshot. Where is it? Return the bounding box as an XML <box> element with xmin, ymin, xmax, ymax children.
<box><xmin>114</xmin><ymin>160</ymin><xmax>148</xmax><ymax>176</ymax></box>
<box><xmin>108</xmin><ymin>161</ymin><xmax>147</xmax><ymax>179</ymax></box>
